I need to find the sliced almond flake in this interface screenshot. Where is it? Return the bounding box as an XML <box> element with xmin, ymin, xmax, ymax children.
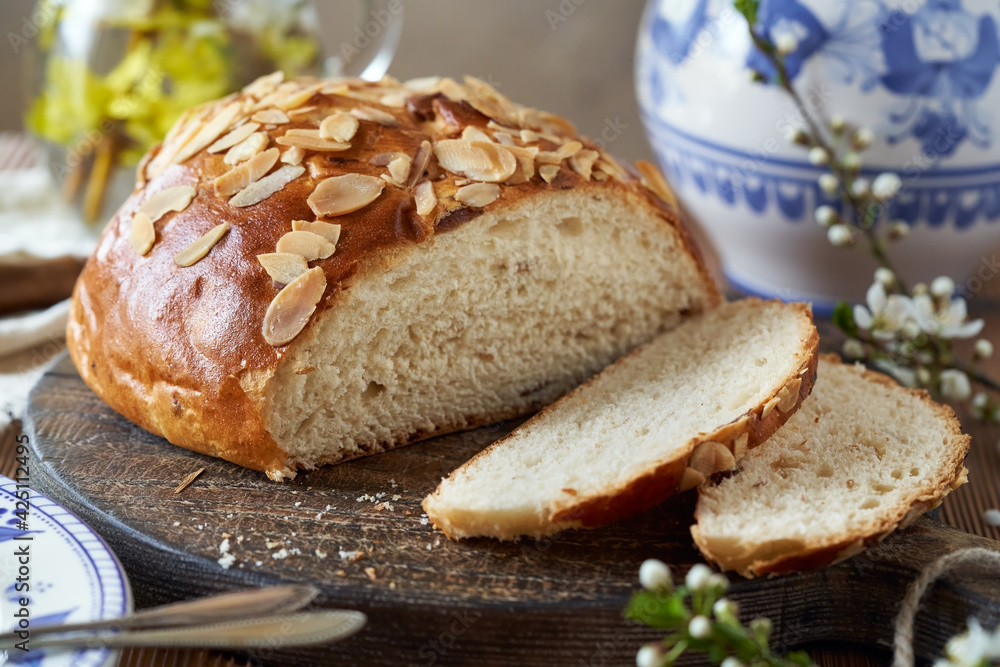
<box><xmin>504</xmin><ymin>145</ymin><xmax>538</xmax><ymax>184</ymax></box>
<box><xmin>243</xmin><ymin>70</ymin><xmax>284</xmax><ymax>98</ymax></box>
<box><xmin>520</xmin><ymin>129</ymin><xmax>539</xmax><ymax>144</ymax></box>
<box><xmin>453</xmin><ymin>178</ymin><xmax>470</xmax><ymax>187</ymax></box>
<box><xmin>214</xmin><ymin>147</ymin><xmax>280</xmax><ymax>197</ymax></box>
<box><xmin>494</xmin><ymin>132</ymin><xmax>516</xmax><ymax>146</ymax></box>
<box><xmin>292</xmin><ymin>220</ymin><xmax>341</xmax><ymax>244</ymax></box>
<box><xmin>224</xmin><ymin>131</ymin><xmax>269</xmax><ymax>166</ymax></box>
<box><xmin>275</xmin><ymin>230</ymin><xmax>336</xmax><ymax>261</ymax></box>
<box><xmin>487</xmin><ymin>120</ymin><xmax>520</xmax><ymax>135</ymax></box>
<box><xmin>350</xmin><ymin>105</ymin><xmax>399</xmax><ymax>127</ymax></box>
<box><xmin>280</xmin><ymin>145</ymin><xmax>306</xmax><ymax>166</ymax></box>
<box><xmin>319</xmin><ymin>111</ymin><xmax>359</xmax><ymax>143</ymax></box>
<box><xmin>229</xmin><ymin>165</ymin><xmax>305</xmax><ymax>208</ymax></box>
<box><xmin>461</xmin><ymin>126</ymin><xmax>494</xmax><ymax>144</ymax></box>
<box><xmin>535</xmin><ymin>151</ymin><xmax>564</xmax><ymax>165</ymax></box>
<box><xmin>275</xmin><ymin>135</ymin><xmax>351</xmax><ymax>152</ymax></box>
<box><xmin>569</xmin><ymin>149</ymin><xmax>599</xmax><ymax>181</ymax></box>
<box><xmin>251</xmin><ymin>109</ymin><xmax>290</xmax><ymax>124</ymax></box>
<box><xmin>262</xmin><ymin>266</ymin><xmax>326</xmax><ymax>347</ymax></box>
<box><xmin>556</xmin><ymin>140</ymin><xmax>584</xmax><ymax>160</ymax></box>
<box><xmin>369</xmin><ymin>152</ymin><xmax>408</xmax><ymax>167</ymax></box>
<box><xmin>274</xmin><ymin>83</ymin><xmax>324</xmax><ymax>111</ymax></box>
<box><xmin>258</xmin><ymin>252</ymin><xmax>309</xmax><ymax>284</ymax></box>
<box><xmin>321</xmin><ymin>83</ymin><xmax>351</xmax><ymax>96</ymax></box>
<box><xmin>414</xmin><ymin>180</ymin><xmax>436</xmax><ymax>216</ymax></box>
<box><xmin>287</xmin><ymin>105</ymin><xmax>317</xmax><ymax>117</ymax></box>
<box><xmin>138</xmin><ymin>185</ymin><xmax>196</xmax><ymax>223</ymax></box>
<box><xmin>379</xmin><ymin>92</ymin><xmax>408</xmax><ymax>107</ymax></box>
<box><xmin>433</xmin><ymin>140</ymin><xmax>516</xmax><ymax>183</ymax></box>
<box><xmin>146</xmin><ymin>106</ymin><xmax>211</xmax><ymax>178</ymax></box>
<box><xmin>454</xmin><ymin>182</ymin><xmax>500</xmax><ymax>208</ymax></box>
<box><xmin>403</xmin><ymin>76</ymin><xmax>441</xmax><ymax>91</ymax></box>
<box><xmin>592</xmin><ymin>170</ymin><xmax>609</xmax><ymax>181</ymax></box>
<box><xmin>174</xmin><ymin>101</ymin><xmax>244</xmax><ymax>164</ymax></box>
<box><xmin>307</xmin><ymin>174</ymin><xmax>385</xmax><ymax>217</ymax></box>
<box><xmin>539</xmin><ymin>164</ymin><xmax>560</xmax><ymax>183</ymax></box>
<box><xmin>129</xmin><ymin>212</ymin><xmax>155</xmax><ymax>255</ymax></box>
<box><xmin>252</xmin><ymin>82</ymin><xmax>299</xmax><ymax>111</ymax></box>
<box><xmin>208</xmin><ymin>122</ymin><xmax>261</xmax><ymax>154</ymax></box>
<box><xmin>388</xmin><ymin>155</ymin><xmax>411</xmax><ymax>184</ymax></box>
<box><xmin>636</xmin><ymin>160</ymin><xmax>679</xmax><ymax>208</ymax></box>
<box><xmin>595</xmin><ymin>156</ymin><xmax>629</xmax><ymax>182</ymax></box>
<box><xmin>406</xmin><ymin>140</ymin><xmax>432</xmax><ymax>189</ymax></box>
<box><xmin>174</xmin><ymin>222</ymin><xmax>229</xmax><ymax>267</ymax></box>
<box><xmin>381</xmin><ymin>173</ymin><xmax>402</xmax><ymax>188</ymax></box>
<box><xmin>463</xmin><ymin>75</ymin><xmax>514</xmax><ymax>125</ymax></box>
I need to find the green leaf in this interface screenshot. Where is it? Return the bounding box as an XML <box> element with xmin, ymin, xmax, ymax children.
<box><xmin>625</xmin><ymin>591</ymin><xmax>690</xmax><ymax>629</ymax></box>
<box><xmin>832</xmin><ymin>301</ymin><xmax>859</xmax><ymax>339</ymax></box>
<box><xmin>733</xmin><ymin>0</ymin><xmax>760</xmax><ymax>26</ymax></box>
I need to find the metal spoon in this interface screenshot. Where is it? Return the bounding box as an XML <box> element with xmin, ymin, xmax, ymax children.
<box><xmin>0</xmin><ymin>584</ymin><xmax>320</xmax><ymax>644</ymax></box>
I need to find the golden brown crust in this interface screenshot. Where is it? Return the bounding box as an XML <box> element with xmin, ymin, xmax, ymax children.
<box><xmin>690</xmin><ymin>354</ymin><xmax>971</xmax><ymax>577</ymax></box>
<box><xmin>67</xmin><ymin>74</ymin><xmax>720</xmax><ymax>479</ymax></box>
<box><xmin>424</xmin><ymin>299</ymin><xmax>818</xmax><ymax>539</ymax></box>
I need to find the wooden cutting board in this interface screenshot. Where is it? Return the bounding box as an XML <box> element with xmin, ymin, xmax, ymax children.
<box><xmin>25</xmin><ymin>353</ymin><xmax>1000</xmax><ymax>666</ymax></box>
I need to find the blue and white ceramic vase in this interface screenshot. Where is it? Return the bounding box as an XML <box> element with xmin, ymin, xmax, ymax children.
<box><xmin>636</xmin><ymin>0</ymin><xmax>1000</xmax><ymax>309</ymax></box>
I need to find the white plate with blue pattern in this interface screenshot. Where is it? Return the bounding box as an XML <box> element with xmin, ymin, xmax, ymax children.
<box><xmin>0</xmin><ymin>475</ymin><xmax>131</xmax><ymax>667</ymax></box>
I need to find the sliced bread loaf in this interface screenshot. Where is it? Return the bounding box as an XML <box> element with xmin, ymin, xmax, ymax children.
<box><xmin>422</xmin><ymin>299</ymin><xmax>818</xmax><ymax>540</ymax></box>
<box><xmin>691</xmin><ymin>355</ymin><xmax>970</xmax><ymax>577</ymax></box>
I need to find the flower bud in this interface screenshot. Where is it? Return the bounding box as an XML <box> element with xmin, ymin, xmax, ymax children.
<box><xmin>973</xmin><ymin>392</ymin><xmax>989</xmax><ymax>410</ymax></box>
<box><xmin>808</xmin><ymin>147</ymin><xmax>829</xmax><ymax>165</ymax></box>
<box><xmin>774</xmin><ymin>33</ymin><xmax>799</xmax><ymax>54</ymax></box>
<box><xmin>842</xmin><ymin>339</ymin><xmax>865</xmax><ymax>360</ymax></box>
<box><xmin>636</xmin><ymin>644</ymin><xmax>662</xmax><ymax>667</ymax></box>
<box><xmin>685</xmin><ymin>563</ymin><xmax>713</xmax><ymax>591</ymax></box>
<box><xmin>872</xmin><ymin>172</ymin><xmax>903</xmax><ymax>199</ymax></box>
<box><xmin>713</xmin><ymin>597</ymin><xmax>739</xmax><ymax>619</ymax></box>
<box><xmin>850</xmin><ymin>178</ymin><xmax>870</xmax><ymax>197</ymax></box>
<box><xmin>818</xmin><ymin>173</ymin><xmax>839</xmax><ymax>195</ymax></box>
<box><xmin>854</xmin><ymin>127</ymin><xmax>875</xmax><ymax>150</ymax></box>
<box><xmin>707</xmin><ymin>573</ymin><xmax>729</xmax><ymax>593</ymax></box>
<box><xmin>930</xmin><ymin>276</ymin><xmax>955</xmax><ymax>298</ymax></box>
<box><xmin>912</xmin><ymin>282</ymin><xmax>928</xmax><ymax>296</ymax></box>
<box><xmin>827</xmin><ymin>224</ymin><xmax>853</xmax><ymax>246</ymax></box>
<box><xmin>830</xmin><ymin>116</ymin><xmax>846</xmax><ymax>134</ymax></box>
<box><xmin>639</xmin><ymin>559</ymin><xmax>672</xmax><ymax>592</ymax></box>
<box><xmin>721</xmin><ymin>659</ymin><xmax>746</xmax><ymax>667</ymax></box>
<box><xmin>688</xmin><ymin>615</ymin><xmax>712</xmax><ymax>639</ymax></box>
<box><xmin>814</xmin><ymin>205</ymin><xmax>838</xmax><ymax>227</ymax></box>
<box><xmin>917</xmin><ymin>367</ymin><xmax>932</xmax><ymax>386</ymax></box>
<box><xmin>940</xmin><ymin>369</ymin><xmax>972</xmax><ymax>401</ymax></box>
<box><xmin>842</xmin><ymin>151</ymin><xmax>862</xmax><ymax>170</ymax></box>
<box><xmin>901</xmin><ymin>321</ymin><xmax>920</xmax><ymax>339</ymax></box>
<box><xmin>888</xmin><ymin>221</ymin><xmax>910</xmax><ymax>240</ymax></box>
<box><xmin>874</xmin><ymin>268</ymin><xmax>895</xmax><ymax>286</ymax></box>
<box><xmin>975</xmin><ymin>339</ymin><xmax>993</xmax><ymax>359</ymax></box>
<box><xmin>984</xmin><ymin>508</ymin><xmax>1000</xmax><ymax>527</ymax></box>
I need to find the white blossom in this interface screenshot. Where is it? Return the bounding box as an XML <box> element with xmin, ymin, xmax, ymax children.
<box><xmin>853</xmin><ymin>281</ymin><xmax>913</xmax><ymax>341</ymax></box>
<box><xmin>815</xmin><ymin>205</ymin><xmax>837</xmax><ymax>226</ymax></box>
<box><xmin>636</xmin><ymin>644</ymin><xmax>662</xmax><ymax>667</ymax></box>
<box><xmin>639</xmin><ymin>559</ymin><xmax>672</xmax><ymax>591</ymax></box>
<box><xmin>912</xmin><ymin>294</ymin><xmax>984</xmax><ymax>339</ymax></box>
<box><xmin>828</xmin><ymin>224</ymin><xmax>853</xmax><ymax>246</ymax></box>
<box><xmin>842</xmin><ymin>339</ymin><xmax>865</xmax><ymax>360</ymax></box>
<box><xmin>940</xmin><ymin>369</ymin><xmax>972</xmax><ymax>401</ymax></box>
<box><xmin>976</xmin><ymin>339</ymin><xmax>994</xmax><ymax>358</ymax></box>
<box><xmin>808</xmin><ymin>147</ymin><xmax>829</xmax><ymax>165</ymax></box>
<box><xmin>872</xmin><ymin>172</ymin><xmax>903</xmax><ymax>199</ymax></box>
<box><xmin>685</xmin><ymin>564</ymin><xmax>712</xmax><ymax>591</ymax></box>
<box><xmin>931</xmin><ymin>276</ymin><xmax>956</xmax><ymax>298</ymax></box>
<box><xmin>935</xmin><ymin>618</ymin><xmax>1000</xmax><ymax>667</ymax></box>
<box><xmin>819</xmin><ymin>173</ymin><xmax>839</xmax><ymax>195</ymax></box>
<box><xmin>688</xmin><ymin>615</ymin><xmax>712</xmax><ymax>639</ymax></box>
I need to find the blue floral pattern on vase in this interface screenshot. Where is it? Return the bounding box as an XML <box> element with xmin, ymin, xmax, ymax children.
<box><xmin>880</xmin><ymin>0</ymin><xmax>999</xmax><ymax>155</ymax></box>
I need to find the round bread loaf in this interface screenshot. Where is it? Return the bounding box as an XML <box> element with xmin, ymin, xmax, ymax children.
<box><xmin>67</xmin><ymin>73</ymin><xmax>720</xmax><ymax>480</ymax></box>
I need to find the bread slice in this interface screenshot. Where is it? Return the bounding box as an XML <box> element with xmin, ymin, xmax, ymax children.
<box><xmin>691</xmin><ymin>355</ymin><xmax>970</xmax><ymax>577</ymax></box>
<box><xmin>67</xmin><ymin>75</ymin><xmax>721</xmax><ymax>480</ymax></box>
<box><xmin>422</xmin><ymin>299</ymin><xmax>819</xmax><ymax>540</ymax></box>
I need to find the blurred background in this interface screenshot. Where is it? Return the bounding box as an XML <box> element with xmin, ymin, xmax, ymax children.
<box><xmin>0</xmin><ymin>0</ymin><xmax>656</xmax><ymax>162</ymax></box>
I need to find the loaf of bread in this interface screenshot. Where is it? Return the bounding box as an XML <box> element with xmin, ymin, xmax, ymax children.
<box><xmin>691</xmin><ymin>355</ymin><xmax>970</xmax><ymax>577</ymax></box>
<box><xmin>67</xmin><ymin>74</ymin><xmax>720</xmax><ymax>480</ymax></box>
<box><xmin>423</xmin><ymin>299</ymin><xmax>818</xmax><ymax>540</ymax></box>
